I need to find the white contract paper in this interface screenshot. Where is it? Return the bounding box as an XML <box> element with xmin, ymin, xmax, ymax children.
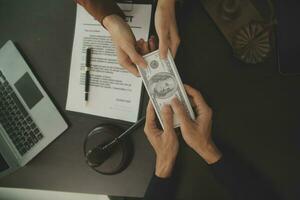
<box><xmin>66</xmin><ymin>4</ymin><xmax>152</xmax><ymax>122</ymax></box>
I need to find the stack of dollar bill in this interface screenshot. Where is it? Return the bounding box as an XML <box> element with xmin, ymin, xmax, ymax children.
<box><xmin>137</xmin><ymin>50</ymin><xmax>195</xmax><ymax>129</ymax></box>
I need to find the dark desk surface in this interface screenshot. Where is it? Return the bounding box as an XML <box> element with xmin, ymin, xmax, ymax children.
<box><xmin>1</xmin><ymin>0</ymin><xmax>300</xmax><ymax>199</ymax></box>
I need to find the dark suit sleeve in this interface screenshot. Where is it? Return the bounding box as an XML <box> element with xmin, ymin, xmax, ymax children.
<box><xmin>210</xmin><ymin>154</ymin><xmax>281</xmax><ymax>200</ymax></box>
<box><xmin>75</xmin><ymin>0</ymin><xmax>125</xmax><ymax>25</ymax></box>
<box><xmin>144</xmin><ymin>153</ymin><xmax>281</xmax><ymax>200</ymax></box>
<box><xmin>144</xmin><ymin>174</ymin><xmax>176</xmax><ymax>200</ymax></box>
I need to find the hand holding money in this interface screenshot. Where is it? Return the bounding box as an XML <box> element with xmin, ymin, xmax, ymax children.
<box><xmin>137</xmin><ymin>43</ymin><xmax>195</xmax><ymax>129</ymax></box>
<box><xmin>138</xmin><ymin>39</ymin><xmax>221</xmax><ymax>164</ymax></box>
<box><xmin>170</xmin><ymin>85</ymin><xmax>222</xmax><ymax>164</ymax></box>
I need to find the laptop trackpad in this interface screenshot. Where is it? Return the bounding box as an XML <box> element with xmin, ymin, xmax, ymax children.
<box><xmin>0</xmin><ymin>152</ymin><xmax>9</xmax><ymax>172</ymax></box>
<box><xmin>14</xmin><ymin>72</ymin><xmax>44</xmax><ymax>109</ymax></box>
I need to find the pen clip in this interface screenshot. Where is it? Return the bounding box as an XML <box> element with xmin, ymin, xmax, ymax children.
<box><xmin>86</xmin><ymin>48</ymin><xmax>92</xmax><ymax>68</ymax></box>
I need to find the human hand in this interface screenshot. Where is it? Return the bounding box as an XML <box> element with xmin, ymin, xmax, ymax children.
<box><xmin>170</xmin><ymin>85</ymin><xmax>222</xmax><ymax>164</ymax></box>
<box><xmin>103</xmin><ymin>15</ymin><xmax>147</xmax><ymax>76</ymax></box>
<box><xmin>136</xmin><ymin>35</ymin><xmax>158</xmax><ymax>56</ymax></box>
<box><xmin>155</xmin><ymin>0</ymin><xmax>180</xmax><ymax>58</ymax></box>
<box><xmin>144</xmin><ymin>102</ymin><xmax>179</xmax><ymax>178</ymax></box>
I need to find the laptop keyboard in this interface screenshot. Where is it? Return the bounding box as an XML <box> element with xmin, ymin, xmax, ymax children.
<box><xmin>0</xmin><ymin>70</ymin><xmax>44</xmax><ymax>156</ymax></box>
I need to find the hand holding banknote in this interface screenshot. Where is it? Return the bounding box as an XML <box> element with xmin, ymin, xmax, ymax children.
<box><xmin>138</xmin><ymin>38</ymin><xmax>221</xmax><ymax>166</ymax></box>
<box><xmin>155</xmin><ymin>0</ymin><xmax>180</xmax><ymax>58</ymax></box>
<box><xmin>144</xmin><ymin>102</ymin><xmax>179</xmax><ymax>178</ymax></box>
<box><xmin>137</xmin><ymin>36</ymin><xmax>178</xmax><ymax>178</ymax></box>
<box><xmin>137</xmin><ymin>43</ymin><xmax>195</xmax><ymax>129</ymax></box>
<box><xmin>170</xmin><ymin>85</ymin><xmax>222</xmax><ymax>164</ymax></box>
<box><xmin>103</xmin><ymin>15</ymin><xmax>147</xmax><ymax>77</ymax></box>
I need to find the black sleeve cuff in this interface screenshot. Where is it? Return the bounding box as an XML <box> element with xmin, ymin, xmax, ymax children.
<box><xmin>144</xmin><ymin>174</ymin><xmax>176</xmax><ymax>200</ymax></box>
<box><xmin>209</xmin><ymin>154</ymin><xmax>239</xmax><ymax>187</ymax></box>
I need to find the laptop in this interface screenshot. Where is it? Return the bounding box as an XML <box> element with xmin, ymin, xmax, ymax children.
<box><xmin>277</xmin><ymin>1</ymin><xmax>300</xmax><ymax>75</ymax></box>
<box><xmin>0</xmin><ymin>41</ymin><xmax>68</xmax><ymax>178</ymax></box>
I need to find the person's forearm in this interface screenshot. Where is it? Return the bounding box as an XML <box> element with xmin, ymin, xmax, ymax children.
<box><xmin>157</xmin><ymin>0</ymin><xmax>176</xmax><ymax>5</ymax></box>
<box><xmin>193</xmin><ymin>139</ymin><xmax>281</xmax><ymax>200</ymax></box>
<box><xmin>195</xmin><ymin>141</ymin><xmax>222</xmax><ymax>164</ymax></box>
<box><xmin>144</xmin><ymin>158</ymin><xmax>177</xmax><ymax>200</ymax></box>
<box><xmin>155</xmin><ymin>156</ymin><xmax>176</xmax><ymax>178</ymax></box>
<box><xmin>75</xmin><ymin>0</ymin><xmax>125</xmax><ymax>25</ymax></box>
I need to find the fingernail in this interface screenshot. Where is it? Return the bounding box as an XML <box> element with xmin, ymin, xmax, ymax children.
<box><xmin>135</xmin><ymin>73</ymin><xmax>141</xmax><ymax>77</ymax></box>
<box><xmin>160</xmin><ymin>54</ymin><xmax>167</xmax><ymax>60</ymax></box>
<box><xmin>162</xmin><ymin>104</ymin><xmax>172</xmax><ymax>112</ymax></box>
<box><xmin>141</xmin><ymin>62</ymin><xmax>148</xmax><ymax>68</ymax></box>
<box><xmin>171</xmin><ymin>97</ymin><xmax>179</xmax><ymax>104</ymax></box>
<box><xmin>164</xmin><ymin>103</ymin><xmax>171</xmax><ymax>108</ymax></box>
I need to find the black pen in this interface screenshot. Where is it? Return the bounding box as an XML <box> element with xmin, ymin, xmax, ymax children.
<box><xmin>85</xmin><ymin>48</ymin><xmax>92</xmax><ymax>102</ymax></box>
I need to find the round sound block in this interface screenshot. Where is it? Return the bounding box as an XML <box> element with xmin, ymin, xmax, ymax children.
<box><xmin>84</xmin><ymin>124</ymin><xmax>134</xmax><ymax>175</ymax></box>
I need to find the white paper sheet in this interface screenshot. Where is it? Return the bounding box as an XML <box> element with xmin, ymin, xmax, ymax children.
<box><xmin>66</xmin><ymin>4</ymin><xmax>152</xmax><ymax>122</ymax></box>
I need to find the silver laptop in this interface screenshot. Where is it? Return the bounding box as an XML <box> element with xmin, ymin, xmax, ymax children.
<box><xmin>0</xmin><ymin>41</ymin><xmax>68</xmax><ymax>178</ymax></box>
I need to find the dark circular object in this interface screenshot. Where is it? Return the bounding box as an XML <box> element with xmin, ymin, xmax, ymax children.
<box><xmin>150</xmin><ymin>60</ymin><xmax>159</xmax><ymax>69</ymax></box>
<box><xmin>83</xmin><ymin>124</ymin><xmax>134</xmax><ymax>175</ymax></box>
<box><xmin>232</xmin><ymin>22</ymin><xmax>272</xmax><ymax>64</ymax></box>
<box><xmin>220</xmin><ymin>0</ymin><xmax>241</xmax><ymax>21</ymax></box>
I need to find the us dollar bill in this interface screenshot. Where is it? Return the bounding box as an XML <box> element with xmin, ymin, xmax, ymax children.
<box><xmin>137</xmin><ymin>50</ymin><xmax>195</xmax><ymax>129</ymax></box>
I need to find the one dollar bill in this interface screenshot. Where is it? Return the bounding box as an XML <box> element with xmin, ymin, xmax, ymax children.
<box><xmin>137</xmin><ymin>50</ymin><xmax>195</xmax><ymax>129</ymax></box>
